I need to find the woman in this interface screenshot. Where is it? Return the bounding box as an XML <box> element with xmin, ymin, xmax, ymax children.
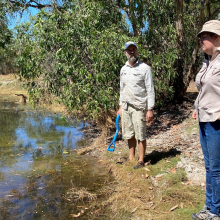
<box><xmin>192</xmin><ymin>20</ymin><xmax>220</xmax><ymax>220</ymax></box>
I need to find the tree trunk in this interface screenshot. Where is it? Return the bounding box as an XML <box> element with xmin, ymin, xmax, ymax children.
<box><xmin>185</xmin><ymin>0</ymin><xmax>210</xmax><ymax>86</ymax></box>
<box><xmin>126</xmin><ymin>0</ymin><xmax>142</xmax><ymax>37</ymax></box>
<box><xmin>173</xmin><ymin>0</ymin><xmax>185</xmax><ymax>101</ymax></box>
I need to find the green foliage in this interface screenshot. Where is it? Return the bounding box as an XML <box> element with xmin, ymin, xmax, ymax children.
<box><xmin>0</xmin><ymin>4</ymin><xmax>10</xmax><ymax>47</ymax></box>
<box><xmin>11</xmin><ymin>0</ymin><xmax>220</xmax><ymax>121</ymax></box>
<box><xmin>182</xmin><ymin>0</ymin><xmax>218</xmax><ymax>74</ymax></box>
<box><xmin>141</xmin><ymin>0</ymin><xmax>178</xmax><ymax>107</ymax></box>
<box><xmin>140</xmin><ymin>0</ymin><xmax>219</xmax><ymax>107</ymax></box>
<box><xmin>0</xmin><ymin>45</ymin><xmax>16</xmax><ymax>75</ymax></box>
<box><xmin>15</xmin><ymin>0</ymin><xmax>130</xmax><ymax>120</ymax></box>
<box><xmin>0</xmin><ymin>5</ymin><xmax>16</xmax><ymax>74</ymax></box>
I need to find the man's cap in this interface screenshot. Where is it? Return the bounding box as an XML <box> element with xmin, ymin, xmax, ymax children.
<box><xmin>124</xmin><ymin>41</ymin><xmax>137</xmax><ymax>50</ymax></box>
<box><xmin>197</xmin><ymin>20</ymin><xmax>220</xmax><ymax>38</ymax></box>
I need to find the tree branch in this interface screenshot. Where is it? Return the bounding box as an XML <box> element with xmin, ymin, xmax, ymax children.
<box><xmin>208</xmin><ymin>7</ymin><xmax>220</xmax><ymax>20</ymax></box>
<box><xmin>6</xmin><ymin>0</ymin><xmax>54</xmax><ymax>9</ymax></box>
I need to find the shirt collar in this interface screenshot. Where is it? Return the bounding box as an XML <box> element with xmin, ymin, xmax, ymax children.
<box><xmin>211</xmin><ymin>47</ymin><xmax>220</xmax><ymax>61</ymax></box>
<box><xmin>125</xmin><ymin>59</ymin><xmax>139</xmax><ymax>67</ymax></box>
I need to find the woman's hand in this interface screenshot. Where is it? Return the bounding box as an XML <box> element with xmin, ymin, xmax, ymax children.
<box><xmin>192</xmin><ymin>109</ymin><xmax>197</xmax><ymax>119</ymax></box>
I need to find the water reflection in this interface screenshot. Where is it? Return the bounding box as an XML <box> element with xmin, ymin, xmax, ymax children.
<box><xmin>0</xmin><ymin>102</ymin><xmax>112</xmax><ymax>219</ymax></box>
<box><xmin>0</xmin><ymin>102</ymin><xmax>85</xmax><ymax>168</ymax></box>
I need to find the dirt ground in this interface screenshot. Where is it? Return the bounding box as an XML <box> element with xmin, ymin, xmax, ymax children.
<box><xmin>80</xmin><ymin>80</ymin><xmax>205</xmax><ymax>184</ymax></box>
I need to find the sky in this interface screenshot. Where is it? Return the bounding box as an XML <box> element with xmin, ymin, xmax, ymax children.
<box><xmin>9</xmin><ymin>8</ymin><xmax>39</xmax><ymax>29</ymax></box>
<box><xmin>8</xmin><ymin>5</ymin><xmax>144</xmax><ymax>33</ymax></box>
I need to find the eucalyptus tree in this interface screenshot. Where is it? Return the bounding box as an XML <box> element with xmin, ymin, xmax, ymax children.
<box><xmin>143</xmin><ymin>0</ymin><xmax>220</xmax><ymax>105</ymax></box>
<box><xmin>5</xmin><ymin>0</ymin><xmax>220</xmax><ymax>122</ymax></box>
<box><xmin>15</xmin><ymin>0</ymin><xmax>130</xmax><ymax>129</ymax></box>
<box><xmin>0</xmin><ymin>4</ymin><xmax>11</xmax><ymax>48</ymax></box>
<box><xmin>0</xmin><ymin>3</ymin><xmax>15</xmax><ymax>74</ymax></box>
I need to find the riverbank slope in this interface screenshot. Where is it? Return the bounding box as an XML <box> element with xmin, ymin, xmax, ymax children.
<box><xmin>77</xmin><ymin>81</ymin><xmax>206</xmax><ymax>220</ymax></box>
<box><xmin>0</xmin><ymin>74</ymin><xmax>205</xmax><ymax>219</ymax></box>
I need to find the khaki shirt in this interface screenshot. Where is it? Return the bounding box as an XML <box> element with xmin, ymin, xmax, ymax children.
<box><xmin>119</xmin><ymin>60</ymin><xmax>155</xmax><ymax>110</ymax></box>
<box><xmin>195</xmin><ymin>48</ymin><xmax>220</xmax><ymax>122</ymax></box>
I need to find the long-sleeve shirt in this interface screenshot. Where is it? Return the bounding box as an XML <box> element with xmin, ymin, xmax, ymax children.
<box><xmin>119</xmin><ymin>60</ymin><xmax>155</xmax><ymax>110</ymax></box>
<box><xmin>194</xmin><ymin>47</ymin><xmax>220</xmax><ymax>122</ymax></box>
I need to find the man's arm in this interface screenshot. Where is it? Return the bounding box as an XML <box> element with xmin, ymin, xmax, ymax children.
<box><xmin>145</xmin><ymin>66</ymin><xmax>155</xmax><ymax>123</ymax></box>
<box><xmin>117</xmin><ymin>69</ymin><xmax>123</xmax><ymax>116</ymax></box>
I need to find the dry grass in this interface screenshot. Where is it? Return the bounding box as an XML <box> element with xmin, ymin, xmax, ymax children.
<box><xmin>65</xmin><ymin>186</ymin><xmax>97</xmax><ymax>203</ymax></box>
<box><xmin>94</xmin><ymin>151</ymin><xmax>206</xmax><ymax>220</ymax></box>
<box><xmin>0</xmin><ymin>74</ymin><xmax>68</xmax><ymax>114</ymax></box>
<box><xmin>0</xmin><ymin>74</ymin><xmax>28</xmax><ymax>102</ymax></box>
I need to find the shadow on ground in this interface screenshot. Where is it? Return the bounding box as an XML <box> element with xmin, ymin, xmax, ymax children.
<box><xmin>145</xmin><ymin>92</ymin><xmax>198</xmax><ymax>138</ymax></box>
<box><xmin>144</xmin><ymin>148</ymin><xmax>181</xmax><ymax>165</ymax></box>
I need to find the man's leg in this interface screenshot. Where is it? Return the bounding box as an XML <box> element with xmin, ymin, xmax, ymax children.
<box><xmin>128</xmin><ymin>137</ymin><xmax>136</xmax><ymax>160</ymax></box>
<box><xmin>122</xmin><ymin>105</ymin><xmax>136</xmax><ymax>160</ymax></box>
<box><xmin>138</xmin><ymin>139</ymin><xmax>146</xmax><ymax>162</ymax></box>
<box><xmin>132</xmin><ymin>107</ymin><xmax>146</xmax><ymax>166</ymax></box>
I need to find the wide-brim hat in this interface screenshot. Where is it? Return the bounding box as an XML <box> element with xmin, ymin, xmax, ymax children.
<box><xmin>197</xmin><ymin>20</ymin><xmax>220</xmax><ymax>38</ymax></box>
<box><xmin>124</xmin><ymin>41</ymin><xmax>137</xmax><ymax>50</ymax></box>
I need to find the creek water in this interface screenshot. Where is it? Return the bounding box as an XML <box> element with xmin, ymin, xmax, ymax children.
<box><xmin>0</xmin><ymin>101</ymin><xmax>112</xmax><ymax>219</ymax></box>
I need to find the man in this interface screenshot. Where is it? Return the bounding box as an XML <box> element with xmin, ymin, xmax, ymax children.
<box><xmin>117</xmin><ymin>41</ymin><xmax>155</xmax><ymax>169</ymax></box>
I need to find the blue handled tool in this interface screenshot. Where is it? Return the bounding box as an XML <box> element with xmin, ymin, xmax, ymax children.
<box><xmin>107</xmin><ymin>114</ymin><xmax>120</xmax><ymax>152</ymax></box>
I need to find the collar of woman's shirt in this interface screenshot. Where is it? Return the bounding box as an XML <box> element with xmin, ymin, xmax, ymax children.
<box><xmin>211</xmin><ymin>47</ymin><xmax>220</xmax><ymax>61</ymax></box>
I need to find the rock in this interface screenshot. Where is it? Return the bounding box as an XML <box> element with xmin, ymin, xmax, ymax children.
<box><xmin>155</xmin><ymin>173</ymin><xmax>166</xmax><ymax>178</ymax></box>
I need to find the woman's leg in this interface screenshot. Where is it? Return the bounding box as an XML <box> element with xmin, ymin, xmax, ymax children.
<box><xmin>200</xmin><ymin>121</ymin><xmax>220</xmax><ymax>216</ymax></box>
<box><xmin>199</xmin><ymin>122</ymin><xmax>212</xmax><ymax>209</ymax></box>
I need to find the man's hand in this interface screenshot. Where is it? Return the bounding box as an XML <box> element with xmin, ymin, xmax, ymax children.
<box><xmin>146</xmin><ymin>110</ymin><xmax>153</xmax><ymax>123</ymax></box>
<box><xmin>117</xmin><ymin>106</ymin><xmax>122</xmax><ymax>116</ymax></box>
<box><xmin>192</xmin><ymin>109</ymin><xmax>197</xmax><ymax>119</ymax></box>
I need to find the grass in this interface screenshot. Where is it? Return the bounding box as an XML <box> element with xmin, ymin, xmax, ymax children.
<box><xmin>0</xmin><ymin>74</ymin><xmax>67</xmax><ymax>114</ymax></box>
<box><xmin>65</xmin><ymin>186</ymin><xmax>97</xmax><ymax>203</ymax></box>
<box><xmin>184</xmin><ymin>117</ymin><xmax>199</xmax><ymax>135</ymax></box>
<box><xmin>0</xmin><ymin>74</ymin><xmax>28</xmax><ymax>103</ymax></box>
<box><xmin>186</xmin><ymin>123</ymin><xmax>199</xmax><ymax>135</ymax></box>
<box><xmin>98</xmin><ymin>152</ymin><xmax>206</xmax><ymax>220</ymax></box>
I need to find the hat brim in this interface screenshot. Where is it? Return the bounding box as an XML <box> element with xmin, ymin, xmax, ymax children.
<box><xmin>124</xmin><ymin>43</ymin><xmax>137</xmax><ymax>50</ymax></box>
<box><xmin>197</xmin><ymin>31</ymin><xmax>217</xmax><ymax>38</ymax></box>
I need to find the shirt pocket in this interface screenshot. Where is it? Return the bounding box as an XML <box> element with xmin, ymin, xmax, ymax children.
<box><xmin>131</xmin><ymin>72</ymin><xmax>143</xmax><ymax>85</ymax></box>
<box><xmin>211</xmin><ymin>67</ymin><xmax>220</xmax><ymax>76</ymax></box>
<box><xmin>121</xmin><ymin>72</ymin><xmax>127</xmax><ymax>85</ymax></box>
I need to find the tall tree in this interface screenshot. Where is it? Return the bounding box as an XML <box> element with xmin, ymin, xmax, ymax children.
<box><xmin>0</xmin><ymin>3</ymin><xmax>11</xmax><ymax>48</ymax></box>
<box><xmin>0</xmin><ymin>3</ymin><xmax>14</xmax><ymax>74</ymax></box>
<box><xmin>14</xmin><ymin>0</ymin><xmax>130</xmax><ymax>129</ymax></box>
<box><xmin>3</xmin><ymin>0</ymin><xmax>220</xmax><ymax>118</ymax></box>
<box><xmin>143</xmin><ymin>0</ymin><xmax>220</xmax><ymax>104</ymax></box>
